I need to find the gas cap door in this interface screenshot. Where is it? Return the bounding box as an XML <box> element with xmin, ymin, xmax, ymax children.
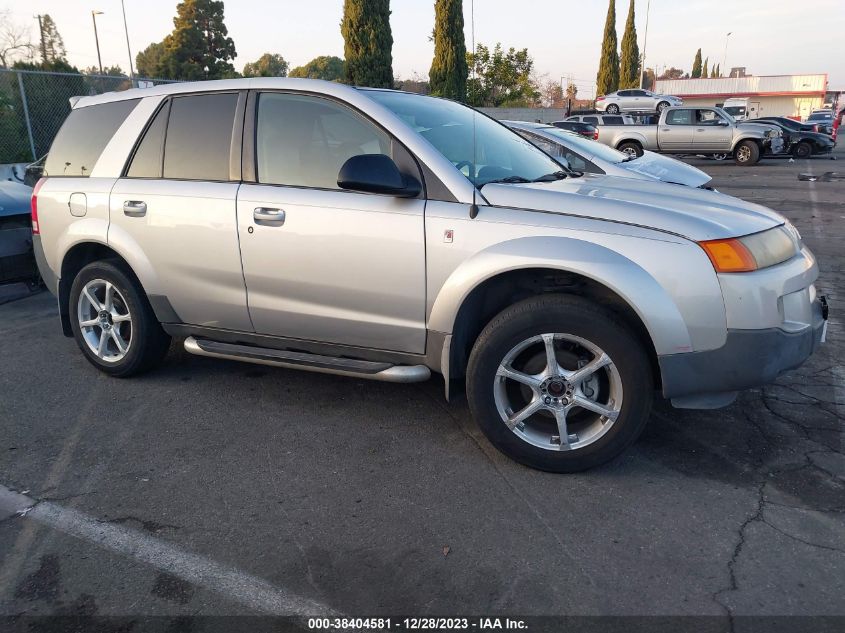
<box><xmin>69</xmin><ymin>192</ymin><xmax>87</xmax><ymax>217</ymax></box>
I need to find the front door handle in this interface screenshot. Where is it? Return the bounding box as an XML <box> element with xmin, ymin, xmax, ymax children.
<box><xmin>253</xmin><ymin>207</ymin><xmax>285</xmax><ymax>226</ymax></box>
<box><xmin>123</xmin><ymin>200</ymin><xmax>147</xmax><ymax>217</ymax></box>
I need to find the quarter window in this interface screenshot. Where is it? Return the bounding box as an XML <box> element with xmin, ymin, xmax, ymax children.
<box><xmin>256</xmin><ymin>93</ymin><xmax>391</xmax><ymax>189</ymax></box>
<box><xmin>45</xmin><ymin>99</ymin><xmax>139</xmax><ymax>177</ymax></box>
<box><xmin>163</xmin><ymin>93</ymin><xmax>238</xmax><ymax>181</ymax></box>
<box><xmin>126</xmin><ymin>101</ymin><xmax>169</xmax><ymax>178</ymax></box>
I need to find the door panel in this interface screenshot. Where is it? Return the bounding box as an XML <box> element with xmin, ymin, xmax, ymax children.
<box><xmin>660</xmin><ymin>109</ymin><xmax>695</xmax><ymax>150</ymax></box>
<box><xmin>693</xmin><ymin>110</ymin><xmax>733</xmax><ymax>150</ymax></box>
<box><xmin>237</xmin><ymin>185</ymin><xmax>426</xmax><ymax>353</ymax></box>
<box><xmin>109</xmin><ymin>179</ymin><xmax>251</xmax><ymax>330</ymax></box>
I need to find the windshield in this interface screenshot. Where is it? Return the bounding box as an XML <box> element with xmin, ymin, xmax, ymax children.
<box><xmin>723</xmin><ymin>106</ymin><xmax>746</xmax><ymax>117</ymax></box>
<box><xmin>808</xmin><ymin>113</ymin><xmax>831</xmax><ymax>121</ymax></box>
<box><xmin>367</xmin><ymin>91</ymin><xmax>563</xmax><ymax>187</ymax></box>
<box><xmin>533</xmin><ymin>126</ymin><xmax>628</xmax><ymax>164</ymax></box>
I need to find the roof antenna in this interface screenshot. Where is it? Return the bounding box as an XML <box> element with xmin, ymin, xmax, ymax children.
<box><xmin>469</xmin><ymin>0</ymin><xmax>479</xmax><ymax>219</ymax></box>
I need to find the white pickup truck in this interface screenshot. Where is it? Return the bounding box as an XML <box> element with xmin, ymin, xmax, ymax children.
<box><xmin>594</xmin><ymin>106</ymin><xmax>785</xmax><ymax>165</ymax></box>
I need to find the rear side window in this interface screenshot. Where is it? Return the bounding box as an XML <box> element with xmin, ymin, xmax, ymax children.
<box><xmin>583</xmin><ymin>116</ymin><xmax>598</xmax><ymax>124</ymax></box>
<box><xmin>163</xmin><ymin>93</ymin><xmax>238</xmax><ymax>181</ymax></box>
<box><xmin>45</xmin><ymin>99</ymin><xmax>139</xmax><ymax>177</ymax></box>
<box><xmin>666</xmin><ymin>109</ymin><xmax>693</xmax><ymax>125</ymax></box>
<box><xmin>127</xmin><ymin>101</ymin><xmax>170</xmax><ymax>178</ymax></box>
<box><xmin>603</xmin><ymin>116</ymin><xmax>623</xmax><ymax>125</ymax></box>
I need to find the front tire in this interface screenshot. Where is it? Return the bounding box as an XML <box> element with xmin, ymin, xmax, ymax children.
<box><xmin>466</xmin><ymin>295</ymin><xmax>653</xmax><ymax>473</ymax></box>
<box><xmin>792</xmin><ymin>141</ymin><xmax>812</xmax><ymax>159</ymax></box>
<box><xmin>606</xmin><ymin>104</ymin><xmax>620</xmax><ymax>114</ymax></box>
<box><xmin>734</xmin><ymin>140</ymin><xmax>760</xmax><ymax>165</ymax></box>
<box><xmin>618</xmin><ymin>141</ymin><xmax>644</xmax><ymax>158</ymax></box>
<box><xmin>69</xmin><ymin>261</ymin><xmax>171</xmax><ymax>377</ymax></box>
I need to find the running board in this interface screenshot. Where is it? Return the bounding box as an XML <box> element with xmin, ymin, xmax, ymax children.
<box><xmin>183</xmin><ymin>337</ymin><xmax>431</xmax><ymax>383</ymax></box>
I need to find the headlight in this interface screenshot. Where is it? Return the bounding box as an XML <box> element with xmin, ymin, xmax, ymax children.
<box><xmin>699</xmin><ymin>226</ymin><xmax>798</xmax><ymax>273</ymax></box>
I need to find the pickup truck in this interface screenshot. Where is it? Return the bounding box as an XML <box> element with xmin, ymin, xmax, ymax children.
<box><xmin>594</xmin><ymin>106</ymin><xmax>785</xmax><ymax>165</ymax></box>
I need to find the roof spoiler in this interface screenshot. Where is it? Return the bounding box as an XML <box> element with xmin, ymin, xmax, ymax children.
<box><xmin>68</xmin><ymin>95</ymin><xmax>83</xmax><ymax>108</ymax></box>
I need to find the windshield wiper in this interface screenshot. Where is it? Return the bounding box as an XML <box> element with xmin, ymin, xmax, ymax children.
<box><xmin>532</xmin><ymin>170</ymin><xmax>568</xmax><ymax>182</ymax></box>
<box><xmin>479</xmin><ymin>175</ymin><xmax>533</xmax><ymax>188</ymax></box>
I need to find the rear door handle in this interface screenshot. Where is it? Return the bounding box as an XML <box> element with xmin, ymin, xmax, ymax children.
<box><xmin>123</xmin><ymin>200</ymin><xmax>146</xmax><ymax>217</ymax></box>
<box><xmin>253</xmin><ymin>207</ymin><xmax>285</xmax><ymax>226</ymax></box>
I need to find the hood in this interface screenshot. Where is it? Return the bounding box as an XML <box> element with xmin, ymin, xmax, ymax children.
<box><xmin>738</xmin><ymin>121</ymin><xmax>780</xmax><ymax>134</ymax></box>
<box><xmin>481</xmin><ymin>174</ymin><xmax>785</xmax><ymax>241</ymax></box>
<box><xmin>621</xmin><ymin>151</ymin><xmax>712</xmax><ymax>188</ymax></box>
<box><xmin>0</xmin><ymin>181</ymin><xmax>32</xmax><ymax>218</ymax></box>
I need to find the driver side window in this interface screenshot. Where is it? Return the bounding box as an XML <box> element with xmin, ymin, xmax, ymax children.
<box><xmin>256</xmin><ymin>93</ymin><xmax>391</xmax><ymax>189</ymax></box>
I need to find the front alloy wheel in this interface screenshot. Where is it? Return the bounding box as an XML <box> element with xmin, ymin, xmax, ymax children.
<box><xmin>494</xmin><ymin>333</ymin><xmax>623</xmax><ymax>452</ymax></box>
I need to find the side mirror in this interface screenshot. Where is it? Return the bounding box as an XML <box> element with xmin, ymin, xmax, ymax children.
<box><xmin>717</xmin><ymin>119</ymin><xmax>730</xmax><ymax>126</ymax></box>
<box><xmin>337</xmin><ymin>154</ymin><xmax>421</xmax><ymax>198</ymax></box>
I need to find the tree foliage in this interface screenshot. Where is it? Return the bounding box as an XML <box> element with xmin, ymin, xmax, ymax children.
<box><xmin>596</xmin><ymin>0</ymin><xmax>619</xmax><ymax>96</ymax></box>
<box><xmin>541</xmin><ymin>80</ymin><xmax>564</xmax><ymax>108</ymax></box>
<box><xmin>429</xmin><ymin>0</ymin><xmax>467</xmax><ymax>101</ymax></box>
<box><xmin>702</xmin><ymin>57</ymin><xmax>708</xmax><ymax>79</ymax></box>
<box><xmin>38</xmin><ymin>15</ymin><xmax>66</xmax><ymax>64</ymax></box>
<box><xmin>641</xmin><ymin>67</ymin><xmax>655</xmax><ymax>90</ymax></box>
<box><xmin>565</xmin><ymin>82</ymin><xmax>578</xmax><ymax>101</ymax></box>
<box><xmin>618</xmin><ymin>0</ymin><xmax>639</xmax><ymax>89</ymax></box>
<box><xmin>466</xmin><ymin>43</ymin><xmax>538</xmax><ymax>107</ymax></box>
<box><xmin>712</xmin><ymin>63</ymin><xmax>720</xmax><ymax>78</ymax></box>
<box><xmin>658</xmin><ymin>67</ymin><xmax>684</xmax><ymax>80</ymax></box>
<box><xmin>288</xmin><ymin>55</ymin><xmax>345</xmax><ymax>81</ymax></box>
<box><xmin>341</xmin><ymin>0</ymin><xmax>393</xmax><ymax>88</ymax></box>
<box><xmin>691</xmin><ymin>48</ymin><xmax>702</xmax><ymax>78</ymax></box>
<box><xmin>242</xmin><ymin>53</ymin><xmax>288</xmax><ymax>77</ymax></box>
<box><xmin>136</xmin><ymin>0</ymin><xmax>236</xmax><ymax>80</ymax></box>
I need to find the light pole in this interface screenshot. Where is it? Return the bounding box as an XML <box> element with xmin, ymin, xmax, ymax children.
<box><xmin>91</xmin><ymin>10</ymin><xmax>104</xmax><ymax>75</ymax></box>
<box><xmin>722</xmin><ymin>32</ymin><xmax>732</xmax><ymax>78</ymax></box>
<box><xmin>639</xmin><ymin>0</ymin><xmax>651</xmax><ymax>88</ymax></box>
<box><xmin>120</xmin><ymin>0</ymin><xmax>135</xmax><ymax>84</ymax></box>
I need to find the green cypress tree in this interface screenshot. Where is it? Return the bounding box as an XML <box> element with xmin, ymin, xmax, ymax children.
<box><xmin>702</xmin><ymin>57</ymin><xmax>708</xmax><ymax>78</ymax></box>
<box><xmin>596</xmin><ymin>0</ymin><xmax>619</xmax><ymax>96</ymax></box>
<box><xmin>341</xmin><ymin>0</ymin><xmax>394</xmax><ymax>88</ymax></box>
<box><xmin>714</xmin><ymin>63</ymin><xmax>720</xmax><ymax>78</ymax></box>
<box><xmin>618</xmin><ymin>0</ymin><xmax>639</xmax><ymax>89</ymax></box>
<box><xmin>691</xmin><ymin>48</ymin><xmax>702</xmax><ymax>78</ymax></box>
<box><xmin>429</xmin><ymin>0</ymin><xmax>468</xmax><ymax>101</ymax></box>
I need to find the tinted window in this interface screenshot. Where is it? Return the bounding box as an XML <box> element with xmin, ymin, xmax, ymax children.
<box><xmin>617</xmin><ymin>91</ymin><xmax>632</xmax><ymax>97</ymax></box>
<box><xmin>583</xmin><ymin>116</ymin><xmax>599</xmax><ymax>124</ymax></box>
<box><xmin>631</xmin><ymin>90</ymin><xmax>646</xmax><ymax>97</ymax></box>
<box><xmin>257</xmin><ymin>93</ymin><xmax>391</xmax><ymax>189</ymax></box>
<box><xmin>164</xmin><ymin>93</ymin><xmax>238</xmax><ymax>181</ymax></box>
<box><xmin>666</xmin><ymin>109</ymin><xmax>693</xmax><ymax>125</ymax></box>
<box><xmin>127</xmin><ymin>101</ymin><xmax>169</xmax><ymax>178</ymax></box>
<box><xmin>45</xmin><ymin>99</ymin><xmax>139</xmax><ymax>177</ymax></box>
<box><xmin>603</xmin><ymin>116</ymin><xmax>624</xmax><ymax>125</ymax></box>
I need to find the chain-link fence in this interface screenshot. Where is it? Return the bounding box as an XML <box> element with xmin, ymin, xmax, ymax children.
<box><xmin>0</xmin><ymin>69</ymin><xmax>179</xmax><ymax>164</ymax></box>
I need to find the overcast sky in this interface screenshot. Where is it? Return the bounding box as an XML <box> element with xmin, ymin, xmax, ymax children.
<box><xmin>6</xmin><ymin>0</ymin><xmax>844</xmax><ymax>94</ymax></box>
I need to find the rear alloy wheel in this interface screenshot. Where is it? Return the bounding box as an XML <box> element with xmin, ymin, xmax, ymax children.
<box><xmin>711</xmin><ymin>153</ymin><xmax>729</xmax><ymax>161</ymax></box>
<box><xmin>792</xmin><ymin>141</ymin><xmax>812</xmax><ymax>159</ymax></box>
<box><xmin>606</xmin><ymin>104</ymin><xmax>620</xmax><ymax>114</ymax></box>
<box><xmin>618</xmin><ymin>142</ymin><xmax>643</xmax><ymax>158</ymax></box>
<box><xmin>734</xmin><ymin>140</ymin><xmax>760</xmax><ymax>166</ymax></box>
<box><xmin>70</xmin><ymin>261</ymin><xmax>171</xmax><ymax>377</ymax></box>
<box><xmin>467</xmin><ymin>295</ymin><xmax>653</xmax><ymax>472</ymax></box>
<box><xmin>657</xmin><ymin>101</ymin><xmax>670</xmax><ymax>112</ymax></box>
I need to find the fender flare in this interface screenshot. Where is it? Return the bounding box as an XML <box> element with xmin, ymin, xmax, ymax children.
<box><xmin>427</xmin><ymin>236</ymin><xmax>694</xmax><ymax>359</ymax></box>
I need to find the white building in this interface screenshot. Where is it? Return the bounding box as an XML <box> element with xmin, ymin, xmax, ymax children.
<box><xmin>654</xmin><ymin>74</ymin><xmax>828</xmax><ymax>120</ymax></box>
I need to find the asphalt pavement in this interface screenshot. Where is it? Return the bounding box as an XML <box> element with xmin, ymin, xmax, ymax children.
<box><xmin>0</xmin><ymin>147</ymin><xmax>843</xmax><ymax>624</ymax></box>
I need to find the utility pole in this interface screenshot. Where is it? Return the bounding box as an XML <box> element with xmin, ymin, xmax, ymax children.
<box><xmin>722</xmin><ymin>32</ymin><xmax>732</xmax><ymax>78</ymax></box>
<box><xmin>120</xmin><ymin>0</ymin><xmax>135</xmax><ymax>84</ymax></box>
<box><xmin>34</xmin><ymin>14</ymin><xmax>47</xmax><ymax>64</ymax></box>
<box><xmin>91</xmin><ymin>11</ymin><xmax>104</xmax><ymax>75</ymax></box>
<box><xmin>639</xmin><ymin>0</ymin><xmax>651</xmax><ymax>88</ymax></box>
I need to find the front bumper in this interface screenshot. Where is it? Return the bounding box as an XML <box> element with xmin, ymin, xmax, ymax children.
<box><xmin>659</xmin><ymin>295</ymin><xmax>828</xmax><ymax>407</ymax></box>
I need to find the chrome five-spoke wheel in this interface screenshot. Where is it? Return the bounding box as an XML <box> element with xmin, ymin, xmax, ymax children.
<box><xmin>77</xmin><ymin>278</ymin><xmax>133</xmax><ymax>362</ymax></box>
<box><xmin>493</xmin><ymin>333</ymin><xmax>623</xmax><ymax>452</ymax></box>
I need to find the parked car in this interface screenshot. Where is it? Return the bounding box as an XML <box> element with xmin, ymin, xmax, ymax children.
<box><xmin>33</xmin><ymin>79</ymin><xmax>827</xmax><ymax>472</ymax></box>
<box><xmin>596</xmin><ymin>89</ymin><xmax>683</xmax><ymax>114</ymax></box>
<box><xmin>594</xmin><ymin>106</ymin><xmax>785</xmax><ymax>165</ymax></box>
<box><xmin>750</xmin><ymin>119</ymin><xmax>835</xmax><ymax>158</ymax></box>
<box><xmin>754</xmin><ymin>116</ymin><xmax>819</xmax><ymax>134</ymax></box>
<box><xmin>504</xmin><ymin>121</ymin><xmax>712</xmax><ymax>188</ymax></box>
<box><xmin>806</xmin><ymin>111</ymin><xmax>834</xmax><ymax>136</ymax></box>
<box><xmin>566</xmin><ymin>114</ymin><xmax>636</xmax><ymax>126</ymax></box>
<box><xmin>0</xmin><ymin>180</ymin><xmax>36</xmax><ymax>283</ymax></box>
<box><xmin>549</xmin><ymin>120</ymin><xmax>598</xmax><ymax>139</ymax></box>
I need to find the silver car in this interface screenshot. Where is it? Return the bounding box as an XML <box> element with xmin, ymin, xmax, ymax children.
<box><xmin>33</xmin><ymin>79</ymin><xmax>827</xmax><ymax>472</ymax></box>
<box><xmin>504</xmin><ymin>121</ymin><xmax>712</xmax><ymax>188</ymax></box>
<box><xmin>596</xmin><ymin>89</ymin><xmax>683</xmax><ymax>114</ymax></box>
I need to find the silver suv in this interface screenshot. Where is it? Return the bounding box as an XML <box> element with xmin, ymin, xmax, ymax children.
<box><xmin>596</xmin><ymin>89</ymin><xmax>683</xmax><ymax>114</ymax></box>
<box><xmin>32</xmin><ymin>79</ymin><xmax>827</xmax><ymax>472</ymax></box>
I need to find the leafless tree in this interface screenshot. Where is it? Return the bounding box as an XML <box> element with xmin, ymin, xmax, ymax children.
<box><xmin>0</xmin><ymin>10</ymin><xmax>36</xmax><ymax>67</ymax></box>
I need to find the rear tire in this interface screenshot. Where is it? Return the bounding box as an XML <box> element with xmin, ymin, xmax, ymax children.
<box><xmin>792</xmin><ymin>141</ymin><xmax>812</xmax><ymax>159</ymax></box>
<box><xmin>734</xmin><ymin>140</ymin><xmax>760</xmax><ymax>166</ymax></box>
<box><xmin>606</xmin><ymin>104</ymin><xmax>620</xmax><ymax>114</ymax></box>
<box><xmin>466</xmin><ymin>295</ymin><xmax>653</xmax><ymax>473</ymax></box>
<box><xmin>618</xmin><ymin>141</ymin><xmax>644</xmax><ymax>158</ymax></box>
<box><xmin>69</xmin><ymin>261</ymin><xmax>171</xmax><ymax>377</ymax></box>
<box><xmin>657</xmin><ymin>101</ymin><xmax>670</xmax><ymax>112</ymax></box>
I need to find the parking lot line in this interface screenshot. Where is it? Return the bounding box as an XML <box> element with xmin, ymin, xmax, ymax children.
<box><xmin>0</xmin><ymin>484</ymin><xmax>336</xmax><ymax>616</ymax></box>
